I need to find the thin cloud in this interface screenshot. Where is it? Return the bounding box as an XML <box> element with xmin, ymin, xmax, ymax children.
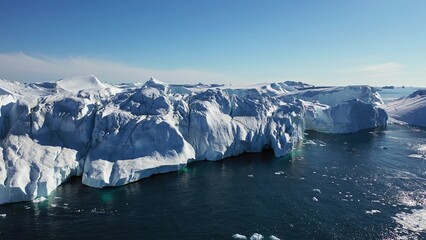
<box><xmin>0</xmin><ymin>52</ymin><xmax>235</xmax><ymax>84</ymax></box>
<box><xmin>357</xmin><ymin>62</ymin><xmax>403</xmax><ymax>74</ymax></box>
<box><xmin>330</xmin><ymin>62</ymin><xmax>407</xmax><ymax>86</ymax></box>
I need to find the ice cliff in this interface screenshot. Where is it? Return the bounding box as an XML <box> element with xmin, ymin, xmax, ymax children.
<box><xmin>0</xmin><ymin>76</ymin><xmax>387</xmax><ymax>204</ymax></box>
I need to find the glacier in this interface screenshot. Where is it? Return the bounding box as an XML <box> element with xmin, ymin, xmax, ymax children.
<box><xmin>0</xmin><ymin>76</ymin><xmax>388</xmax><ymax>204</ymax></box>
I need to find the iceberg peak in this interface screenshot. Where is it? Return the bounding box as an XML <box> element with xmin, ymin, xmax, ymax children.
<box><xmin>56</xmin><ymin>75</ymin><xmax>106</xmax><ymax>92</ymax></box>
<box><xmin>143</xmin><ymin>77</ymin><xmax>168</xmax><ymax>92</ymax></box>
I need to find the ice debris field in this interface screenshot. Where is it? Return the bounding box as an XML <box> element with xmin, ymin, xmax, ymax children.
<box><xmin>0</xmin><ymin>75</ymin><xmax>424</xmax><ymax>204</ymax></box>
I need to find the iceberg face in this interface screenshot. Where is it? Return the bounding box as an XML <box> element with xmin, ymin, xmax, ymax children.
<box><xmin>383</xmin><ymin>90</ymin><xmax>426</xmax><ymax>127</ymax></box>
<box><xmin>0</xmin><ymin>76</ymin><xmax>388</xmax><ymax>204</ymax></box>
<box><xmin>303</xmin><ymin>99</ymin><xmax>387</xmax><ymax>133</ymax></box>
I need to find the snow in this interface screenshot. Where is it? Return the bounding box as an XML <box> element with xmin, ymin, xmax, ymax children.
<box><xmin>0</xmin><ymin>76</ymin><xmax>388</xmax><ymax>204</ymax></box>
<box><xmin>383</xmin><ymin>90</ymin><xmax>426</xmax><ymax>127</ymax></box>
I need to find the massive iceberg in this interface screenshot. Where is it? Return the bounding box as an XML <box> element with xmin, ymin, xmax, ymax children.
<box><xmin>0</xmin><ymin>76</ymin><xmax>387</xmax><ymax>204</ymax></box>
<box><xmin>383</xmin><ymin>90</ymin><xmax>426</xmax><ymax>127</ymax></box>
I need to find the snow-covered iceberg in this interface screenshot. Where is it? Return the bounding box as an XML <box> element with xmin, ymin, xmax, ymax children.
<box><xmin>0</xmin><ymin>76</ymin><xmax>387</xmax><ymax>204</ymax></box>
<box><xmin>383</xmin><ymin>90</ymin><xmax>426</xmax><ymax>127</ymax></box>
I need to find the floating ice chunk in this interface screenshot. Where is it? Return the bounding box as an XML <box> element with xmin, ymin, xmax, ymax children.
<box><xmin>312</xmin><ymin>197</ymin><xmax>319</xmax><ymax>202</ymax></box>
<box><xmin>304</xmin><ymin>140</ymin><xmax>317</xmax><ymax>145</ymax></box>
<box><xmin>33</xmin><ymin>197</ymin><xmax>47</xmax><ymax>203</ymax></box>
<box><xmin>408</xmin><ymin>154</ymin><xmax>425</xmax><ymax>160</ymax></box>
<box><xmin>313</xmin><ymin>189</ymin><xmax>321</xmax><ymax>193</ymax></box>
<box><xmin>274</xmin><ymin>171</ymin><xmax>284</xmax><ymax>175</ymax></box>
<box><xmin>232</xmin><ymin>234</ymin><xmax>247</xmax><ymax>239</ymax></box>
<box><xmin>247</xmin><ymin>175</ymin><xmax>254</xmax><ymax>178</ymax></box>
<box><xmin>365</xmin><ymin>210</ymin><xmax>381</xmax><ymax>215</ymax></box>
<box><xmin>250</xmin><ymin>233</ymin><xmax>264</xmax><ymax>240</ymax></box>
<box><xmin>0</xmin><ymin>213</ymin><xmax>6</xmax><ymax>217</ymax></box>
<box><xmin>269</xmin><ymin>236</ymin><xmax>280</xmax><ymax>240</ymax></box>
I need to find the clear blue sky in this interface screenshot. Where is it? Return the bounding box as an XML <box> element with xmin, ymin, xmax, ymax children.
<box><xmin>0</xmin><ymin>0</ymin><xmax>425</xmax><ymax>86</ymax></box>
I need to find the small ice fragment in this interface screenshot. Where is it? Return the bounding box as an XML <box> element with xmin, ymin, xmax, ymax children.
<box><xmin>50</xmin><ymin>204</ymin><xmax>57</xmax><ymax>208</ymax></box>
<box><xmin>313</xmin><ymin>189</ymin><xmax>321</xmax><ymax>193</ymax></box>
<box><xmin>312</xmin><ymin>197</ymin><xmax>319</xmax><ymax>202</ymax></box>
<box><xmin>247</xmin><ymin>175</ymin><xmax>254</xmax><ymax>178</ymax></box>
<box><xmin>300</xmin><ymin>177</ymin><xmax>305</xmax><ymax>180</ymax></box>
<box><xmin>269</xmin><ymin>236</ymin><xmax>280</xmax><ymax>240</ymax></box>
<box><xmin>54</xmin><ymin>197</ymin><xmax>62</xmax><ymax>199</ymax></box>
<box><xmin>250</xmin><ymin>233</ymin><xmax>264</xmax><ymax>240</ymax></box>
<box><xmin>33</xmin><ymin>196</ymin><xmax>47</xmax><ymax>203</ymax></box>
<box><xmin>408</xmin><ymin>154</ymin><xmax>424</xmax><ymax>159</ymax></box>
<box><xmin>232</xmin><ymin>234</ymin><xmax>247</xmax><ymax>239</ymax></box>
<box><xmin>304</xmin><ymin>140</ymin><xmax>316</xmax><ymax>145</ymax></box>
<box><xmin>365</xmin><ymin>210</ymin><xmax>381</xmax><ymax>215</ymax></box>
<box><xmin>0</xmin><ymin>213</ymin><xmax>6</xmax><ymax>217</ymax></box>
<box><xmin>274</xmin><ymin>171</ymin><xmax>284</xmax><ymax>175</ymax></box>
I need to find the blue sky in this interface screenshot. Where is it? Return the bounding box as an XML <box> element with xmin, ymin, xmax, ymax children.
<box><xmin>0</xmin><ymin>0</ymin><xmax>425</xmax><ymax>86</ymax></box>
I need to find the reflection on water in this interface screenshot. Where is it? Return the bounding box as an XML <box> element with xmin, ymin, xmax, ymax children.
<box><xmin>0</xmin><ymin>125</ymin><xmax>425</xmax><ymax>239</ymax></box>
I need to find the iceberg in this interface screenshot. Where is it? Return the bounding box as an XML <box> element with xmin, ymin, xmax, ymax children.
<box><xmin>383</xmin><ymin>90</ymin><xmax>426</xmax><ymax>127</ymax></box>
<box><xmin>0</xmin><ymin>76</ymin><xmax>387</xmax><ymax>204</ymax></box>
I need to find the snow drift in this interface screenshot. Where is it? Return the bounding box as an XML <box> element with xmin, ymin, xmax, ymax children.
<box><xmin>0</xmin><ymin>76</ymin><xmax>387</xmax><ymax>204</ymax></box>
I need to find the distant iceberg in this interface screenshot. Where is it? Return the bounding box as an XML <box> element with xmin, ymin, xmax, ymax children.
<box><xmin>0</xmin><ymin>76</ymin><xmax>387</xmax><ymax>204</ymax></box>
<box><xmin>383</xmin><ymin>89</ymin><xmax>426</xmax><ymax>127</ymax></box>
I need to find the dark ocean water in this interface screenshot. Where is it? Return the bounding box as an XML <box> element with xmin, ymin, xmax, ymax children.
<box><xmin>0</xmin><ymin>124</ymin><xmax>425</xmax><ymax>240</ymax></box>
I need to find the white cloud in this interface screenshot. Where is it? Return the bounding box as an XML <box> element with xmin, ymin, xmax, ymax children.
<box><xmin>0</xmin><ymin>52</ymin><xmax>235</xmax><ymax>84</ymax></box>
